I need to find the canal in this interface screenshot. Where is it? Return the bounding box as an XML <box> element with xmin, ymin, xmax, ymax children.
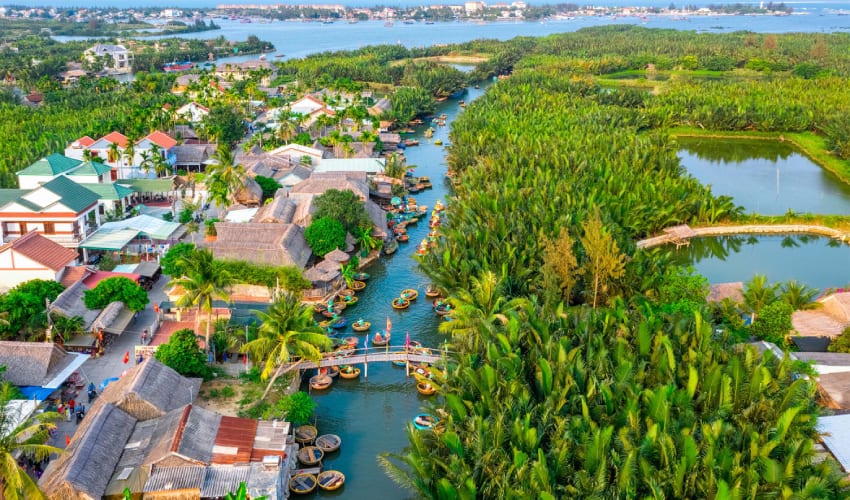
<box><xmin>300</xmin><ymin>85</ymin><xmax>487</xmax><ymax>498</ymax></box>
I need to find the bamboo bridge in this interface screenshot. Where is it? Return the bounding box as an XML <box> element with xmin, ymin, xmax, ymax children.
<box><xmin>290</xmin><ymin>346</ymin><xmax>450</xmax><ymax>378</ymax></box>
<box><xmin>636</xmin><ymin>224</ymin><xmax>850</xmax><ymax>250</ymax></box>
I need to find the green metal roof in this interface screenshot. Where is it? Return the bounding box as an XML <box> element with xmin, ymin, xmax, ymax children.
<box><xmin>99</xmin><ymin>214</ymin><xmax>182</xmax><ymax>241</ymax></box>
<box><xmin>70</xmin><ymin>160</ymin><xmax>112</xmax><ymax>177</ymax></box>
<box><xmin>116</xmin><ymin>178</ymin><xmax>175</xmax><ymax>193</ymax></box>
<box><xmin>79</xmin><ymin>228</ymin><xmax>140</xmax><ymax>251</ymax></box>
<box><xmin>0</xmin><ymin>189</ymin><xmax>30</xmax><ymax>208</ymax></box>
<box><xmin>83</xmin><ymin>183</ymin><xmax>135</xmax><ymax>201</ymax></box>
<box><xmin>17</xmin><ymin>154</ymin><xmax>81</xmax><ymax>176</ymax></box>
<box><xmin>40</xmin><ymin>176</ymin><xmax>100</xmax><ymax>212</ymax></box>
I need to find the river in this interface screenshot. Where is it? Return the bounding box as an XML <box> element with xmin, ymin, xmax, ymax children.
<box><xmin>298</xmin><ymin>85</ymin><xmax>485</xmax><ymax>499</ymax></box>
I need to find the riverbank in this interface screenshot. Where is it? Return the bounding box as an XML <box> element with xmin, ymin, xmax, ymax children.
<box><xmin>637</xmin><ymin>223</ymin><xmax>850</xmax><ymax>249</ymax></box>
<box><xmin>670</xmin><ymin>127</ymin><xmax>850</xmax><ymax>188</ymax></box>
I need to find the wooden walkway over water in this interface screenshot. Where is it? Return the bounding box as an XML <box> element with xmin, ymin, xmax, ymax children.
<box><xmin>289</xmin><ymin>346</ymin><xmax>449</xmax><ymax>378</ymax></box>
<box><xmin>637</xmin><ymin>224</ymin><xmax>850</xmax><ymax>249</ymax></box>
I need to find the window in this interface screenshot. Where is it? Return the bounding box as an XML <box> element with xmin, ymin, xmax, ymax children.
<box><xmin>43</xmin><ymin>222</ymin><xmax>55</xmax><ymax>234</ymax></box>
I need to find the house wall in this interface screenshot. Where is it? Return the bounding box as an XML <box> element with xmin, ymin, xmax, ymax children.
<box><xmin>0</xmin><ymin>250</ymin><xmax>57</xmax><ymax>290</ymax></box>
<box><xmin>67</xmin><ymin>175</ymin><xmax>105</xmax><ymax>185</ymax></box>
<box><xmin>18</xmin><ymin>175</ymin><xmax>56</xmax><ymax>190</ymax></box>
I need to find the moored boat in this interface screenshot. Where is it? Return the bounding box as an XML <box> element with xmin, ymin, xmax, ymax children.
<box><xmin>412</xmin><ymin>413</ymin><xmax>439</xmax><ymax>430</ymax></box>
<box><xmin>434</xmin><ymin>200</ymin><xmax>445</xmax><ymax>211</ymax></box>
<box><xmin>316</xmin><ymin>434</ymin><xmax>342</xmax><ymax>453</ymax></box>
<box><xmin>344</xmin><ymin>336</ymin><xmax>359</xmax><ymax>348</ymax></box>
<box><xmin>317</xmin><ymin>470</ymin><xmax>346</xmax><ymax>491</ymax></box>
<box><xmin>331</xmin><ymin>317</ymin><xmax>347</xmax><ymax>329</ymax></box>
<box><xmin>342</xmin><ymin>295</ymin><xmax>359</xmax><ymax>306</ymax></box>
<box><xmin>404</xmin><ymin>139</ymin><xmax>419</xmax><ymax>146</ymax></box>
<box><xmin>434</xmin><ymin>139</ymin><xmax>443</xmax><ymax>146</ymax></box>
<box><xmin>425</xmin><ymin>285</ymin><xmax>441</xmax><ymax>298</ymax></box>
<box><xmin>417</xmin><ymin>381</ymin><xmax>437</xmax><ymax>395</ymax></box>
<box><xmin>350</xmin><ymin>280</ymin><xmax>366</xmax><ymax>291</ymax></box>
<box><xmin>309</xmin><ymin>374</ymin><xmax>333</xmax><ymax>391</ymax></box>
<box><xmin>353</xmin><ymin>272</ymin><xmax>370</xmax><ymax>281</ymax></box>
<box><xmin>352</xmin><ymin>319</ymin><xmax>371</xmax><ymax>332</ymax></box>
<box><xmin>163</xmin><ymin>61</ymin><xmax>193</xmax><ymax>72</ymax></box>
<box><xmin>339</xmin><ymin>288</ymin><xmax>355</xmax><ymax>297</ymax></box>
<box><xmin>434</xmin><ymin>302</ymin><xmax>452</xmax><ymax>316</ymax></box>
<box><xmin>406</xmin><ymin>340</ymin><xmax>423</xmax><ymax>353</ymax></box>
<box><xmin>294</xmin><ymin>425</ymin><xmax>318</xmax><ymax>444</ymax></box>
<box><xmin>397</xmin><ymin>233</ymin><xmax>409</xmax><ymax>242</ymax></box>
<box><xmin>290</xmin><ymin>473</ymin><xmax>317</xmax><ymax>494</ymax></box>
<box><xmin>340</xmin><ymin>365</ymin><xmax>361</xmax><ymax>379</ymax></box>
<box><xmin>419</xmin><ymin>176</ymin><xmax>432</xmax><ymax>188</ymax></box>
<box><xmin>384</xmin><ymin>239</ymin><xmax>399</xmax><ymax>255</ymax></box>
<box><xmin>400</xmin><ymin>288</ymin><xmax>418</xmax><ymax>300</ymax></box>
<box><xmin>372</xmin><ymin>331</ymin><xmax>390</xmax><ymax>346</ymax></box>
<box><xmin>313</xmin><ymin>303</ymin><xmax>326</xmax><ymax>313</ymax></box>
<box><xmin>392</xmin><ymin>359</ymin><xmax>407</xmax><ymax>367</ymax></box>
<box><xmin>392</xmin><ymin>297</ymin><xmax>410</xmax><ymax>309</ymax></box>
<box><xmin>325</xmin><ymin>366</ymin><xmax>340</xmax><ymax>378</ymax></box>
<box><xmin>297</xmin><ymin>445</ymin><xmax>325</xmax><ymax>466</ymax></box>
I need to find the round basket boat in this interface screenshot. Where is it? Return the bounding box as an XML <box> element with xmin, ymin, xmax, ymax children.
<box><xmin>344</xmin><ymin>336</ymin><xmax>359</xmax><ymax>348</ymax></box>
<box><xmin>313</xmin><ymin>303</ymin><xmax>326</xmax><ymax>313</ymax></box>
<box><xmin>322</xmin><ymin>308</ymin><xmax>342</xmax><ymax>318</ymax></box>
<box><xmin>417</xmin><ymin>381</ymin><xmax>437</xmax><ymax>396</ymax></box>
<box><xmin>318</xmin><ymin>320</ymin><xmax>330</xmax><ymax>329</ymax></box>
<box><xmin>412</xmin><ymin>414</ymin><xmax>439</xmax><ymax>430</ymax></box>
<box><xmin>339</xmin><ymin>288</ymin><xmax>355</xmax><ymax>297</ymax></box>
<box><xmin>372</xmin><ymin>332</ymin><xmax>390</xmax><ymax>346</ymax></box>
<box><xmin>392</xmin><ymin>359</ymin><xmax>407</xmax><ymax>367</ymax></box>
<box><xmin>392</xmin><ymin>297</ymin><xmax>410</xmax><ymax>310</ymax></box>
<box><xmin>434</xmin><ymin>303</ymin><xmax>451</xmax><ymax>316</ymax></box>
<box><xmin>332</xmin><ymin>299</ymin><xmax>349</xmax><ymax>310</ymax></box>
<box><xmin>316</xmin><ymin>434</ymin><xmax>342</xmax><ymax>453</ymax></box>
<box><xmin>297</xmin><ymin>445</ymin><xmax>324</xmax><ymax>466</ymax></box>
<box><xmin>350</xmin><ymin>280</ymin><xmax>366</xmax><ymax>291</ymax></box>
<box><xmin>309</xmin><ymin>374</ymin><xmax>333</xmax><ymax>391</ymax></box>
<box><xmin>340</xmin><ymin>365</ymin><xmax>361</xmax><ymax>379</ymax></box>
<box><xmin>290</xmin><ymin>473</ymin><xmax>317</xmax><ymax>495</ymax></box>
<box><xmin>325</xmin><ymin>366</ymin><xmax>340</xmax><ymax>378</ymax></box>
<box><xmin>352</xmin><ymin>320</ymin><xmax>371</xmax><ymax>332</ymax></box>
<box><xmin>397</xmin><ymin>233</ymin><xmax>409</xmax><ymax>242</ymax></box>
<box><xmin>400</xmin><ymin>288</ymin><xmax>419</xmax><ymax>300</ymax></box>
<box><xmin>406</xmin><ymin>340</ymin><xmax>423</xmax><ymax>353</ymax></box>
<box><xmin>294</xmin><ymin>425</ymin><xmax>317</xmax><ymax>445</ymax></box>
<box><xmin>330</xmin><ymin>317</ymin><xmax>347</xmax><ymax>329</ymax></box>
<box><xmin>353</xmin><ymin>272</ymin><xmax>370</xmax><ymax>281</ymax></box>
<box><xmin>425</xmin><ymin>285</ymin><xmax>441</xmax><ymax>298</ymax></box>
<box><xmin>317</xmin><ymin>470</ymin><xmax>346</xmax><ymax>491</ymax></box>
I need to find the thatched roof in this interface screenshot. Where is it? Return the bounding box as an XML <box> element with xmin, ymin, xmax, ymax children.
<box><xmin>97</xmin><ymin>357</ymin><xmax>201</xmax><ymax>421</ymax></box>
<box><xmin>0</xmin><ymin>341</ymin><xmax>79</xmax><ymax>387</ymax></box>
<box><xmin>289</xmin><ymin>174</ymin><xmax>369</xmax><ymax>200</ymax></box>
<box><xmin>707</xmin><ymin>282</ymin><xmax>743</xmax><ymax>303</ymax></box>
<box><xmin>143</xmin><ymin>466</ymin><xmax>205</xmax><ymax>494</ymax></box>
<box><xmin>303</xmin><ymin>265</ymin><xmax>339</xmax><ymax>284</ymax></box>
<box><xmin>206</xmin><ymin>222</ymin><xmax>311</xmax><ymax>268</ymax></box>
<box><xmin>234</xmin><ymin>176</ymin><xmax>263</xmax><ymax>206</ymax></box>
<box><xmin>817</xmin><ymin>372</ymin><xmax>850</xmax><ymax>410</ymax></box>
<box><xmin>242</xmin><ymin>153</ymin><xmax>295</xmax><ymax>179</ymax></box>
<box><xmin>663</xmin><ymin>224</ymin><xmax>697</xmax><ymax>239</ymax></box>
<box><xmin>40</xmin><ymin>403</ymin><xmax>138</xmax><ymax>500</ymax></box>
<box><xmin>324</xmin><ymin>248</ymin><xmax>349</xmax><ymax>263</ymax></box>
<box><xmin>140</xmin><ymin>405</ymin><xmax>221</xmax><ymax>467</ymax></box>
<box><xmin>91</xmin><ymin>301</ymin><xmax>126</xmax><ymax>332</ymax></box>
<box><xmin>50</xmin><ymin>280</ymin><xmax>101</xmax><ymax>330</ymax></box>
<box><xmin>365</xmin><ymin>200</ymin><xmax>389</xmax><ymax>239</ymax></box>
<box><xmin>795</xmin><ymin>352</ymin><xmax>850</xmax><ymax>367</ymax></box>
<box><xmin>251</xmin><ymin>193</ymin><xmax>295</xmax><ymax>224</ymax></box>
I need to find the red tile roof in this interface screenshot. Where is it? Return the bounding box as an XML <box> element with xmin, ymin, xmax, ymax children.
<box><xmin>60</xmin><ymin>265</ymin><xmax>93</xmax><ymax>288</ymax></box>
<box><xmin>82</xmin><ymin>271</ymin><xmax>140</xmax><ymax>288</ymax></box>
<box><xmin>144</xmin><ymin>130</ymin><xmax>178</xmax><ymax>150</ymax></box>
<box><xmin>2</xmin><ymin>232</ymin><xmax>78</xmax><ymax>272</ymax></box>
<box><xmin>77</xmin><ymin>136</ymin><xmax>96</xmax><ymax>147</ymax></box>
<box><xmin>102</xmin><ymin>131</ymin><xmax>129</xmax><ymax>148</ymax></box>
<box><xmin>212</xmin><ymin>416</ymin><xmax>258</xmax><ymax>465</ymax></box>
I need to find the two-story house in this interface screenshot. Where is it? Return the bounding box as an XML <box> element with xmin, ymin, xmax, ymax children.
<box><xmin>174</xmin><ymin>102</ymin><xmax>209</xmax><ymax>123</ymax></box>
<box><xmin>133</xmin><ymin>131</ymin><xmax>178</xmax><ymax>177</ymax></box>
<box><xmin>84</xmin><ymin>44</ymin><xmax>133</xmax><ymax>73</ymax></box>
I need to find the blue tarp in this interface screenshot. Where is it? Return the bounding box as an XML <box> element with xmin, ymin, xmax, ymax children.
<box><xmin>19</xmin><ymin>386</ymin><xmax>55</xmax><ymax>401</ymax></box>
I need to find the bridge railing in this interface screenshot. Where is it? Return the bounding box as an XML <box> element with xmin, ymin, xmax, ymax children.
<box><xmin>288</xmin><ymin>345</ymin><xmax>454</xmax><ymax>372</ymax></box>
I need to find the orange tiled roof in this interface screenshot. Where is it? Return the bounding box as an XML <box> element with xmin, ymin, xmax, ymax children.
<box><xmin>4</xmin><ymin>232</ymin><xmax>78</xmax><ymax>272</ymax></box>
<box><xmin>144</xmin><ymin>130</ymin><xmax>178</xmax><ymax>150</ymax></box>
<box><xmin>102</xmin><ymin>131</ymin><xmax>129</xmax><ymax>148</ymax></box>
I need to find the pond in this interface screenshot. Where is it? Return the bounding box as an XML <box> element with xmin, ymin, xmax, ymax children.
<box><xmin>676</xmin><ymin>137</ymin><xmax>850</xmax><ymax>216</ymax></box>
<box><xmin>670</xmin><ymin>234</ymin><xmax>850</xmax><ymax>291</ymax></box>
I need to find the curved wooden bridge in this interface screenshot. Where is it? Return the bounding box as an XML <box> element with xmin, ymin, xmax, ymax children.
<box><xmin>291</xmin><ymin>346</ymin><xmax>450</xmax><ymax>378</ymax></box>
<box><xmin>637</xmin><ymin>224</ymin><xmax>850</xmax><ymax>250</ymax></box>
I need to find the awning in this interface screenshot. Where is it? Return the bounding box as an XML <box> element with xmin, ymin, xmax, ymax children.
<box><xmin>79</xmin><ymin>228</ymin><xmax>141</xmax><ymax>251</ymax></box>
<box><xmin>42</xmin><ymin>352</ymin><xmax>90</xmax><ymax>389</ymax></box>
<box><xmin>104</xmin><ymin>307</ymin><xmax>136</xmax><ymax>335</ymax></box>
<box><xmin>134</xmin><ymin>261</ymin><xmax>161</xmax><ymax>278</ymax></box>
<box><xmin>18</xmin><ymin>386</ymin><xmax>56</xmax><ymax>401</ymax></box>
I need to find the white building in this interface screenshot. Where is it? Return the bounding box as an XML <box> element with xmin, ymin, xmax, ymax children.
<box><xmin>84</xmin><ymin>44</ymin><xmax>133</xmax><ymax>72</ymax></box>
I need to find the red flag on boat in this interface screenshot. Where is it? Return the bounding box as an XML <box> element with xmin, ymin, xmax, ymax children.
<box><xmin>386</xmin><ymin>316</ymin><xmax>392</xmax><ymax>334</ymax></box>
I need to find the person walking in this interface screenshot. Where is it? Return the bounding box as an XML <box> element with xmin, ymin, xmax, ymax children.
<box><xmin>141</xmin><ymin>329</ymin><xmax>148</xmax><ymax>345</ymax></box>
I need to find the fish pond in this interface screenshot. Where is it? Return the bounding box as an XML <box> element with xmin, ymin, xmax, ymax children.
<box><xmin>676</xmin><ymin>137</ymin><xmax>850</xmax><ymax>216</ymax></box>
<box><xmin>671</xmin><ymin>234</ymin><xmax>850</xmax><ymax>291</ymax></box>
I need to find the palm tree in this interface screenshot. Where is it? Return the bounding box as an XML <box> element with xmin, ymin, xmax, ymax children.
<box><xmin>0</xmin><ymin>379</ymin><xmax>61</xmax><ymax>500</ymax></box>
<box><xmin>742</xmin><ymin>274</ymin><xmax>778</xmax><ymax>323</ymax></box>
<box><xmin>243</xmin><ymin>293</ymin><xmax>332</xmax><ymax>400</ymax></box>
<box><xmin>123</xmin><ymin>141</ymin><xmax>136</xmax><ymax>179</ymax></box>
<box><xmin>353</xmin><ymin>225</ymin><xmax>381</xmax><ymax>256</ymax></box>
<box><xmin>383</xmin><ymin>152</ymin><xmax>406</xmax><ymax>179</ymax></box>
<box><xmin>138</xmin><ymin>150</ymin><xmax>152</xmax><ymax>177</ymax></box>
<box><xmin>169</xmin><ymin>248</ymin><xmax>234</xmax><ymax>351</ymax></box>
<box><xmin>206</xmin><ymin>145</ymin><xmax>247</xmax><ymax>212</ymax></box>
<box><xmin>107</xmin><ymin>142</ymin><xmax>121</xmax><ymax>164</ymax></box>
<box><xmin>277</xmin><ymin>117</ymin><xmax>297</xmax><ymax>144</ymax></box>
<box><xmin>779</xmin><ymin>280</ymin><xmax>821</xmax><ymax>310</ymax></box>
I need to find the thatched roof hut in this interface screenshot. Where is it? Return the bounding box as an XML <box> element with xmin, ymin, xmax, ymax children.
<box><xmin>324</xmin><ymin>248</ymin><xmax>349</xmax><ymax>264</ymax></box>
<box><xmin>707</xmin><ymin>282</ymin><xmax>743</xmax><ymax>303</ymax></box>
<box><xmin>205</xmin><ymin>222</ymin><xmax>311</xmax><ymax>268</ymax></box>
<box><xmin>40</xmin><ymin>403</ymin><xmax>138</xmax><ymax>500</ymax></box>
<box><xmin>50</xmin><ymin>280</ymin><xmax>101</xmax><ymax>330</ymax></box>
<box><xmin>815</xmin><ymin>372</ymin><xmax>850</xmax><ymax>410</ymax></box>
<box><xmin>234</xmin><ymin>176</ymin><xmax>263</xmax><ymax>206</ymax></box>
<box><xmin>91</xmin><ymin>301</ymin><xmax>125</xmax><ymax>332</ymax></box>
<box><xmin>97</xmin><ymin>357</ymin><xmax>201</xmax><ymax>421</ymax></box>
<box><xmin>0</xmin><ymin>341</ymin><xmax>85</xmax><ymax>388</ymax></box>
<box><xmin>251</xmin><ymin>192</ymin><xmax>296</xmax><ymax>224</ymax></box>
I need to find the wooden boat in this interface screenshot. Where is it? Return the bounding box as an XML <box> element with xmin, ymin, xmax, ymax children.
<box><xmin>322</xmin><ymin>308</ymin><xmax>342</xmax><ymax>318</ymax></box>
<box><xmin>434</xmin><ymin>303</ymin><xmax>451</xmax><ymax>316</ymax></box>
<box><xmin>340</xmin><ymin>365</ymin><xmax>361</xmax><ymax>379</ymax></box>
<box><xmin>414</xmin><ymin>365</ymin><xmax>432</xmax><ymax>378</ymax></box>
<box><xmin>400</xmin><ymin>288</ymin><xmax>419</xmax><ymax>300</ymax></box>
<box><xmin>316</xmin><ymin>434</ymin><xmax>342</xmax><ymax>453</ymax></box>
<box><xmin>290</xmin><ymin>473</ymin><xmax>317</xmax><ymax>494</ymax></box>
<box><xmin>331</xmin><ymin>317</ymin><xmax>347</xmax><ymax>329</ymax></box>
<box><xmin>417</xmin><ymin>381</ymin><xmax>437</xmax><ymax>395</ymax></box>
<box><xmin>434</xmin><ymin>139</ymin><xmax>443</xmax><ymax>146</ymax></box>
<box><xmin>392</xmin><ymin>359</ymin><xmax>407</xmax><ymax>367</ymax></box>
<box><xmin>294</xmin><ymin>425</ymin><xmax>318</xmax><ymax>444</ymax></box>
<box><xmin>406</xmin><ymin>340</ymin><xmax>423</xmax><ymax>353</ymax></box>
<box><xmin>397</xmin><ymin>233</ymin><xmax>409</xmax><ymax>243</ymax></box>
<box><xmin>459</xmin><ymin>100</ymin><xmax>466</xmax><ymax>108</ymax></box>
<box><xmin>324</xmin><ymin>366</ymin><xmax>340</xmax><ymax>378</ymax></box>
<box><xmin>419</xmin><ymin>176</ymin><xmax>432</xmax><ymax>188</ymax></box>
<box><xmin>434</xmin><ymin>200</ymin><xmax>445</xmax><ymax>211</ymax></box>
<box><xmin>309</xmin><ymin>374</ymin><xmax>333</xmax><ymax>391</ymax></box>
<box><xmin>297</xmin><ymin>445</ymin><xmax>325</xmax><ymax>466</ymax></box>
<box><xmin>404</xmin><ymin>139</ymin><xmax>419</xmax><ymax>147</ymax></box>
<box><xmin>372</xmin><ymin>331</ymin><xmax>390</xmax><ymax>346</ymax></box>
<box><xmin>353</xmin><ymin>272</ymin><xmax>370</xmax><ymax>281</ymax></box>
<box><xmin>425</xmin><ymin>285</ymin><xmax>441</xmax><ymax>298</ymax></box>
<box><xmin>341</xmin><ymin>295</ymin><xmax>358</xmax><ymax>307</ymax></box>
<box><xmin>350</xmin><ymin>280</ymin><xmax>366</xmax><ymax>291</ymax></box>
<box><xmin>384</xmin><ymin>239</ymin><xmax>398</xmax><ymax>255</ymax></box>
<box><xmin>352</xmin><ymin>319</ymin><xmax>371</xmax><ymax>332</ymax></box>
<box><xmin>416</xmin><ymin>246</ymin><xmax>428</xmax><ymax>256</ymax></box>
<box><xmin>392</xmin><ymin>297</ymin><xmax>410</xmax><ymax>310</ymax></box>
<box><xmin>339</xmin><ymin>288</ymin><xmax>355</xmax><ymax>297</ymax></box>
<box><xmin>344</xmin><ymin>336</ymin><xmax>359</xmax><ymax>348</ymax></box>
<box><xmin>424</xmin><ymin>128</ymin><xmax>434</xmax><ymax>138</ymax></box>
<box><xmin>412</xmin><ymin>414</ymin><xmax>438</xmax><ymax>430</ymax></box>
<box><xmin>318</xmin><ymin>320</ymin><xmax>331</xmax><ymax>329</ymax></box>
<box><xmin>317</xmin><ymin>470</ymin><xmax>346</xmax><ymax>491</ymax></box>
<box><xmin>313</xmin><ymin>303</ymin><xmax>327</xmax><ymax>313</ymax></box>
